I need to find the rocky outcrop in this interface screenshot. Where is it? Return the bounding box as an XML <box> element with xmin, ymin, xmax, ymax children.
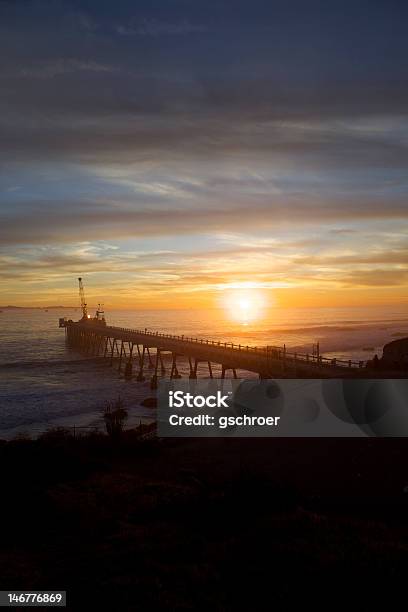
<box><xmin>381</xmin><ymin>337</ymin><xmax>408</xmax><ymax>369</ymax></box>
<box><xmin>366</xmin><ymin>337</ymin><xmax>408</xmax><ymax>371</ymax></box>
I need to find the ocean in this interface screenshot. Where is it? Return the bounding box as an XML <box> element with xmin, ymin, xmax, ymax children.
<box><xmin>0</xmin><ymin>305</ymin><xmax>407</xmax><ymax>439</ymax></box>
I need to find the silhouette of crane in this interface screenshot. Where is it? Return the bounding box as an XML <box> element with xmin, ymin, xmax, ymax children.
<box><xmin>78</xmin><ymin>277</ymin><xmax>89</xmax><ymax>320</ymax></box>
<box><xmin>77</xmin><ymin>277</ymin><xmax>106</xmax><ymax>325</ymax></box>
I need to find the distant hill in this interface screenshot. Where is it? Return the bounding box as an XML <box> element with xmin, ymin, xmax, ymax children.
<box><xmin>0</xmin><ymin>305</ymin><xmax>74</xmax><ymax>310</ymax></box>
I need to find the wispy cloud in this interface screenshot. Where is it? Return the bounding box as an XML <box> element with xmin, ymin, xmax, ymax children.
<box><xmin>1</xmin><ymin>196</ymin><xmax>407</xmax><ymax>246</ymax></box>
<box><xmin>115</xmin><ymin>18</ymin><xmax>208</xmax><ymax>37</ymax></box>
<box><xmin>19</xmin><ymin>59</ymin><xmax>117</xmax><ymax>79</ymax></box>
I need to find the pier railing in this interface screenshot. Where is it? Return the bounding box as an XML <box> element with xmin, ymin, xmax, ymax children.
<box><xmin>98</xmin><ymin>324</ymin><xmax>365</xmax><ymax>369</ymax></box>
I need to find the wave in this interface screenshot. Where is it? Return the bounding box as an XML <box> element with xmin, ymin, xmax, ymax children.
<box><xmin>236</xmin><ymin>324</ymin><xmax>405</xmax><ymax>336</ymax></box>
<box><xmin>0</xmin><ymin>357</ymin><xmax>103</xmax><ymax>370</ymax></box>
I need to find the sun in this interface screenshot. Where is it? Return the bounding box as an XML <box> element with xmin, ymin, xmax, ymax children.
<box><xmin>221</xmin><ymin>289</ymin><xmax>266</xmax><ymax>323</ymax></box>
<box><xmin>239</xmin><ymin>298</ymin><xmax>250</xmax><ymax>310</ymax></box>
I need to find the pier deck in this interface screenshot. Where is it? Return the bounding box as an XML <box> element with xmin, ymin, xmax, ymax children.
<box><xmin>64</xmin><ymin>320</ymin><xmax>367</xmax><ymax>386</ymax></box>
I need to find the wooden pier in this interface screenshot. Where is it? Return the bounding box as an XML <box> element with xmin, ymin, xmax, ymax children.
<box><xmin>63</xmin><ymin>320</ymin><xmax>367</xmax><ymax>388</ymax></box>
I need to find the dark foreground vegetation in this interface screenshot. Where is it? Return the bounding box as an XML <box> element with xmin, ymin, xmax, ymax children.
<box><xmin>0</xmin><ymin>430</ymin><xmax>407</xmax><ymax>609</ymax></box>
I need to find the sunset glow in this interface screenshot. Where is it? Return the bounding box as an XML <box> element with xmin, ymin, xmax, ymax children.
<box><xmin>0</xmin><ymin>2</ymin><xmax>407</xmax><ymax>311</ymax></box>
<box><xmin>221</xmin><ymin>289</ymin><xmax>267</xmax><ymax>324</ymax></box>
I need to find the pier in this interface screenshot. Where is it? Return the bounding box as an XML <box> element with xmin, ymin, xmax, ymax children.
<box><xmin>62</xmin><ymin>320</ymin><xmax>367</xmax><ymax>388</ymax></box>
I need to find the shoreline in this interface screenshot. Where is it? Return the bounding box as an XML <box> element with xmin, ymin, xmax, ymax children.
<box><xmin>0</xmin><ymin>406</ymin><xmax>156</xmax><ymax>441</ymax></box>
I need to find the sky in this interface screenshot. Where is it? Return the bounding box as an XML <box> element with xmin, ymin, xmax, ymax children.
<box><xmin>0</xmin><ymin>0</ymin><xmax>407</xmax><ymax>309</ymax></box>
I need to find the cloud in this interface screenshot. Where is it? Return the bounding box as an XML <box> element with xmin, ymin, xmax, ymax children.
<box><xmin>1</xmin><ymin>0</ymin><xmax>408</xmax><ymax>302</ymax></box>
<box><xmin>19</xmin><ymin>59</ymin><xmax>117</xmax><ymax>79</ymax></box>
<box><xmin>2</xmin><ymin>109</ymin><xmax>408</xmax><ymax>184</ymax></box>
<box><xmin>1</xmin><ymin>195</ymin><xmax>407</xmax><ymax>246</ymax></box>
<box><xmin>342</xmin><ymin>269</ymin><xmax>408</xmax><ymax>287</ymax></box>
<box><xmin>115</xmin><ymin>19</ymin><xmax>208</xmax><ymax>37</ymax></box>
<box><xmin>2</xmin><ymin>238</ymin><xmax>407</xmax><ymax>296</ymax></box>
<box><xmin>295</xmin><ymin>249</ymin><xmax>408</xmax><ymax>267</ymax></box>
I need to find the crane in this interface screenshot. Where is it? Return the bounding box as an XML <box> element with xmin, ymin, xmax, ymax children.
<box><xmin>77</xmin><ymin>278</ymin><xmax>106</xmax><ymax>325</ymax></box>
<box><xmin>78</xmin><ymin>277</ymin><xmax>89</xmax><ymax>320</ymax></box>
